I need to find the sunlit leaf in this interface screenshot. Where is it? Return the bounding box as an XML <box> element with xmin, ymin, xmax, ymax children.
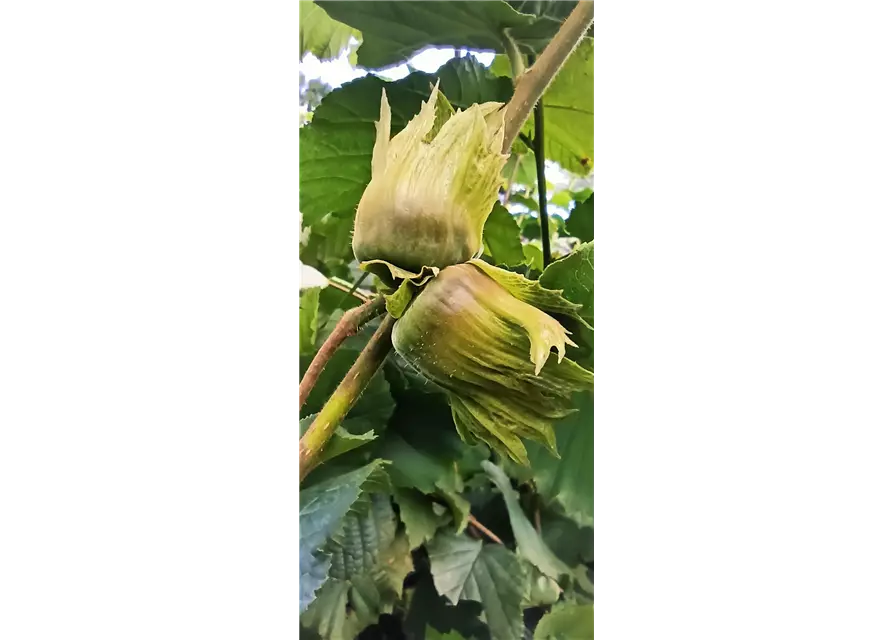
<box><xmin>300</xmin><ymin>2</ymin><xmax>359</xmax><ymax>61</ymax></box>
<box><xmin>492</xmin><ymin>38</ymin><xmax>594</xmax><ymax>174</ymax></box>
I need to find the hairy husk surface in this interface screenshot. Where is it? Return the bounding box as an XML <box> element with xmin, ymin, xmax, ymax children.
<box><xmin>392</xmin><ymin>263</ymin><xmax>593</xmax><ymax>464</ymax></box>
<box><xmin>352</xmin><ymin>83</ymin><xmax>508</xmax><ymax>284</ymax></box>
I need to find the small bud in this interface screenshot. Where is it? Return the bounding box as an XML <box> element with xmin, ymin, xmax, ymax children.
<box><xmin>392</xmin><ymin>262</ymin><xmax>593</xmax><ymax>464</ymax></box>
<box><xmin>352</xmin><ymin>83</ymin><xmax>508</xmax><ymax>283</ymax></box>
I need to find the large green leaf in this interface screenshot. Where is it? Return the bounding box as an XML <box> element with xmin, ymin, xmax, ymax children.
<box><xmin>300</xmin><ymin>1</ymin><xmax>359</xmax><ymax>61</ymax></box>
<box><xmin>482</xmin><ymin>461</ymin><xmax>572</xmax><ymax>581</ymax></box>
<box><xmin>299</xmin><ymin>460</ymin><xmax>389</xmax><ymax>612</ymax></box>
<box><xmin>328</xmin><ymin>492</ymin><xmax>397</xmax><ymax>574</ymax></box>
<box><xmin>492</xmin><ymin>38</ymin><xmax>594</xmax><ymax>174</ymax></box>
<box><xmin>317</xmin><ymin>0</ymin><xmax>579</xmax><ymax>69</ymax></box>
<box><xmin>303</xmin><ymin>494</ymin><xmax>415</xmax><ymax>639</ymax></box>
<box><xmin>317</xmin><ymin>1</ymin><xmax>538</xmax><ymax>69</ymax></box>
<box><xmin>527</xmin><ymin>393</ymin><xmax>594</xmax><ymax>527</ymax></box>
<box><xmin>299</xmin><ymin>57</ymin><xmax>512</xmax><ymax>226</ymax></box>
<box><xmin>427</xmin><ymin>533</ymin><xmax>525</xmax><ymax>640</ymax></box>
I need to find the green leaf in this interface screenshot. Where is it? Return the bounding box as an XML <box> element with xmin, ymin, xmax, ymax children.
<box><xmin>481</xmin><ymin>461</ymin><xmax>572</xmax><ymax>581</ymax></box>
<box><xmin>318</xmin><ymin>0</ymin><xmax>577</xmax><ymax>69</ymax></box>
<box><xmin>503</xmin><ymin>152</ymin><xmax>537</xmax><ymax>208</ymax></box>
<box><xmin>439</xmin><ymin>489</ymin><xmax>472</xmax><ymax>535</ymax></box>
<box><xmin>512</xmin><ymin>193</ymin><xmax>540</xmax><ymax>214</ymax></box>
<box><xmin>550</xmin><ymin>188</ymin><xmax>573</xmax><ymax>209</ymax></box>
<box><xmin>300</xmin><ymin>287</ymin><xmax>322</xmax><ymax>354</ymax></box>
<box><xmin>321</xmin><ymin>427</ymin><xmax>377</xmax><ymax>463</ymax></box>
<box><xmin>376</xmin><ymin>531</ymin><xmax>414</xmax><ymax>595</ymax></box>
<box><xmin>505</xmin><ymin>1</ymin><xmax>581</xmax><ymax>52</ymax></box>
<box><xmin>300</xmin><ymin>57</ymin><xmax>512</xmax><ymax>226</ymax></box>
<box><xmin>297</xmin><ymin>414</ymin><xmax>376</xmax><ymax>464</ymax></box>
<box><xmin>483</xmin><ymin>203</ymin><xmax>526</xmax><ymax>267</ymax></box>
<box><xmin>427</xmin><ymin>533</ymin><xmax>525</xmax><ymax>640</ymax></box>
<box><xmin>564</xmin><ymin>195</ymin><xmax>593</xmax><ymax>243</ymax></box>
<box><xmin>527</xmin><ymin>393</ymin><xmax>594</xmax><ymax>527</ymax></box>
<box><xmin>425</xmin><ymin>627</ymin><xmax>466</xmax><ymax>640</ymax></box>
<box><xmin>300</xmin><ymin>580</ymin><xmax>357</xmax><ymax>640</ymax></box>
<box><xmin>318</xmin><ymin>1</ymin><xmax>535</xmax><ymax>69</ymax></box>
<box><xmin>533</xmin><ymin>603</ymin><xmax>594</xmax><ymax>639</ymax></box>
<box><xmin>300</xmin><ymin>1</ymin><xmax>359</xmax><ymax>61</ymax></box>
<box><xmin>304</xmin><ymin>495</ymin><xmax>414</xmax><ymax>639</ymax></box>
<box><xmin>377</xmin><ymin>433</ymin><xmax>449</xmax><ymax>495</ymax></box>
<box><xmin>523</xmin><ymin>243</ymin><xmax>544</xmax><ymax>271</ymax></box>
<box><xmin>403</xmin><ymin>570</ymin><xmax>489</xmax><ymax>640</ymax></box>
<box><xmin>376</xmin><ymin>427</ymin><xmax>476</xmax><ymax>532</ymax></box>
<box><xmin>300</xmin><ymin>213</ymin><xmax>355</xmax><ymax>281</ymax></box>
<box><xmin>539</xmin><ymin>241</ymin><xmax>594</xmax><ymax>324</ymax></box>
<box><xmin>521</xmin><ymin>560</ymin><xmax>561</xmax><ymax>608</ymax></box>
<box><xmin>377</xmin><ymin>391</ymin><xmax>489</xmax><ymax>492</ymax></box>
<box><xmin>540</xmin><ymin>242</ymin><xmax>601</xmax><ymax>370</ymax></box>
<box><xmin>493</xmin><ymin>38</ymin><xmax>594</xmax><ymax>174</ymax></box>
<box><xmin>394</xmin><ymin>487</ymin><xmax>445</xmax><ymax>548</ymax></box>
<box><xmin>540</xmin><ymin>510</ymin><xmax>594</xmax><ymax>568</ymax></box>
<box><xmin>299</xmin><ymin>460</ymin><xmax>389</xmax><ymax>612</ymax></box>
<box><xmin>384</xmin><ymin>279</ymin><xmax>415</xmax><ymax>318</ymax></box>
<box><xmin>328</xmin><ymin>493</ymin><xmax>396</xmax><ymax>577</ymax></box>
<box><xmin>513</xmin><ymin>151</ymin><xmax>538</xmax><ymax>189</ymax></box>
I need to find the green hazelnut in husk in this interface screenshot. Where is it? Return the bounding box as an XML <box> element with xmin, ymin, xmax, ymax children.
<box><xmin>352</xmin><ymin>82</ymin><xmax>508</xmax><ymax>284</ymax></box>
<box><xmin>392</xmin><ymin>260</ymin><xmax>593</xmax><ymax>465</ymax></box>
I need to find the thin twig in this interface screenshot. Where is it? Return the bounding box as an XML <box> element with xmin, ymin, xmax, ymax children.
<box><xmin>501</xmin><ymin>0</ymin><xmax>594</xmax><ymax>153</ymax></box>
<box><xmin>517</xmin><ymin>132</ymin><xmax>535</xmax><ymax>152</ymax></box>
<box><xmin>533</xmin><ymin>99</ymin><xmax>552</xmax><ymax>268</ymax></box>
<box><xmin>299</xmin><ymin>295</ymin><xmax>386</xmax><ymax>411</ymax></box>
<box><xmin>318</xmin><ymin>272</ymin><xmax>374</xmax><ymax>340</ymax></box>
<box><xmin>300</xmin><ymin>314</ymin><xmax>396</xmax><ymax>482</ymax></box>
<box><xmin>326</xmin><ymin>276</ymin><xmax>372</xmax><ymax>302</ymax></box>
<box><xmin>468</xmin><ymin>514</ymin><xmax>503</xmax><ymax>545</ymax></box>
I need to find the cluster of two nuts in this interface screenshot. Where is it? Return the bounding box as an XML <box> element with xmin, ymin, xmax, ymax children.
<box><xmin>351</xmin><ymin>84</ymin><xmax>591</xmax><ymax>464</ymax></box>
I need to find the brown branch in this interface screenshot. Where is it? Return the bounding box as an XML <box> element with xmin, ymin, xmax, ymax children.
<box><xmin>501</xmin><ymin>0</ymin><xmax>594</xmax><ymax>153</ymax></box>
<box><xmin>300</xmin><ymin>314</ymin><xmax>396</xmax><ymax>482</ymax></box>
<box><xmin>299</xmin><ymin>295</ymin><xmax>386</xmax><ymax>410</ymax></box>
<box><xmin>468</xmin><ymin>514</ymin><xmax>503</xmax><ymax>545</ymax></box>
